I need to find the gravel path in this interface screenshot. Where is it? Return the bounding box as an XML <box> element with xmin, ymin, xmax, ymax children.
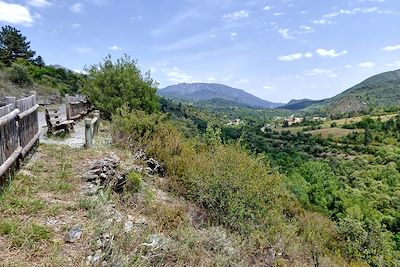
<box><xmin>39</xmin><ymin>104</ymin><xmax>87</xmax><ymax>148</ymax></box>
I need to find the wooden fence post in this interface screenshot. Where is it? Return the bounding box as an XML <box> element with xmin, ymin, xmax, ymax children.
<box><xmin>65</xmin><ymin>94</ymin><xmax>70</xmax><ymax>120</ymax></box>
<box><xmin>93</xmin><ymin>110</ymin><xmax>100</xmax><ymax>135</ymax></box>
<box><xmin>29</xmin><ymin>91</ymin><xmax>37</xmax><ymax>104</ymax></box>
<box><xmin>85</xmin><ymin>118</ymin><xmax>93</xmax><ymax>148</ymax></box>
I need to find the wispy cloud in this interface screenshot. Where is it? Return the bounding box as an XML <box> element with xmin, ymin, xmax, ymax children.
<box><xmin>278</xmin><ymin>28</ymin><xmax>293</xmax><ymax>39</ymax></box>
<box><xmin>108</xmin><ymin>45</ymin><xmax>123</xmax><ymax>51</ymax></box>
<box><xmin>164</xmin><ymin>67</ymin><xmax>195</xmax><ymax>83</ymax></box>
<box><xmin>278</xmin><ymin>52</ymin><xmax>312</xmax><ymax>61</ymax></box>
<box><xmin>222</xmin><ymin>10</ymin><xmax>250</xmax><ymax>23</ymax></box>
<box><xmin>381</xmin><ymin>44</ymin><xmax>400</xmax><ymax>52</ymax></box>
<box><xmin>0</xmin><ymin>1</ymin><xmax>34</xmax><ymax>26</ymax></box>
<box><xmin>70</xmin><ymin>3</ymin><xmax>84</xmax><ymax>13</ymax></box>
<box><xmin>26</xmin><ymin>0</ymin><xmax>51</xmax><ymax>8</ymax></box>
<box><xmin>316</xmin><ymin>48</ymin><xmax>348</xmax><ymax>57</ymax></box>
<box><xmin>305</xmin><ymin>68</ymin><xmax>337</xmax><ymax>77</ymax></box>
<box><xmin>277</xmin><ymin>25</ymin><xmax>314</xmax><ymax>39</ymax></box>
<box><xmin>313</xmin><ymin>7</ymin><xmax>388</xmax><ymax>25</ymax></box>
<box><xmin>359</xmin><ymin>61</ymin><xmax>375</xmax><ymax>68</ymax></box>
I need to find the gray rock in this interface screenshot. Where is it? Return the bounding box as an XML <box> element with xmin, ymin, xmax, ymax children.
<box><xmin>146</xmin><ymin>158</ymin><xmax>166</xmax><ymax>177</ymax></box>
<box><xmin>64</xmin><ymin>226</ymin><xmax>83</xmax><ymax>243</ymax></box>
<box><xmin>124</xmin><ymin>220</ymin><xmax>134</xmax><ymax>233</ymax></box>
<box><xmin>134</xmin><ymin>149</ymin><xmax>147</xmax><ymax>160</ymax></box>
<box><xmin>82</xmin><ymin>173</ymin><xmax>99</xmax><ymax>182</ymax></box>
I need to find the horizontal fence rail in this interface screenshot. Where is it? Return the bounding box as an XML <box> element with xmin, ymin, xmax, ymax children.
<box><xmin>0</xmin><ymin>91</ymin><xmax>40</xmax><ymax>179</ymax></box>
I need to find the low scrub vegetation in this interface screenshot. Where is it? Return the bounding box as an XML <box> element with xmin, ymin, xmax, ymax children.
<box><xmin>111</xmin><ymin>109</ymin><xmax>352</xmax><ymax>265</ymax></box>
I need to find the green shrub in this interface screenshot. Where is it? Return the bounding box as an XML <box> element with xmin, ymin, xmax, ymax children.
<box><xmin>125</xmin><ymin>171</ymin><xmax>142</xmax><ymax>193</ymax></box>
<box><xmin>8</xmin><ymin>63</ymin><xmax>33</xmax><ymax>86</ymax></box>
<box><xmin>111</xmin><ymin>106</ymin><xmax>165</xmax><ymax>147</ymax></box>
<box><xmin>82</xmin><ymin>54</ymin><xmax>159</xmax><ymax>118</ymax></box>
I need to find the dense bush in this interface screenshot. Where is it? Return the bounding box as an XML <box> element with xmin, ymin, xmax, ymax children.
<box><xmin>8</xmin><ymin>63</ymin><xmax>33</xmax><ymax>86</ymax></box>
<box><xmin>82</xmin><ymin>55</ymin><xmax>159</xmax><ymax>118</ymax></box>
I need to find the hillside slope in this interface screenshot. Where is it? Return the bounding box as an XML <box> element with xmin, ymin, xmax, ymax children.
<box><xmin>278</xmin><ymin>99</ymin><xmax>323</xmax><ymax>110</ymax></box>
<box><xmin>306</xmin><ymin>69</ymin><xmax>400</xmax><ymax>114</ymax></box>
<box><xmin>158</xmin><ymin>83</ymin><xmax>283</xmax><ymax>109</ymax></box>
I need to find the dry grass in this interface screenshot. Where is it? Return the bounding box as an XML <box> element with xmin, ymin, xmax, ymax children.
<box><xmin>305</xmin><ymin>128</ymin><xmax>364</xmax><ymax>138</ymax></box>
<box><xmin>0</xmin><ymin>126</ymin><xmax>254</xmax><ymax>266</ymax></box>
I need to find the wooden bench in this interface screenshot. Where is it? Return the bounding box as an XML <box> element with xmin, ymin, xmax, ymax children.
<box><xmin>45</xmin><ymin>108</ymin><xmax>74</xmax><ymax>134</ymax></box>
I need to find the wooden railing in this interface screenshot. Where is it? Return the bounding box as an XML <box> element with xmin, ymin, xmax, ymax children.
<box><xmin>65</xmin><ymin>94</ymin><xmax>92</xmax><ymax>120</ymax></box>
<box><xmin>0</xmin><ymin>91</ymin><xmax>39</xmax><ymax>178</ymax></box>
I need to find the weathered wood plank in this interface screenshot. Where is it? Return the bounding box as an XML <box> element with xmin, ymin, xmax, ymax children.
<box><xmin>0</xmin><ymin>109</ymin><xmax>20</xmax><ymax>127</ymax></box>
<box><xmin>18</xmin><ymin>104</ymin><xmax>39</xmax><ymax>120</ymax></box>
<box><xmin>0</xmin><ymin>146</ymin><xmax>22</xmax><ymax>178</ymax></box>
<box><xmin>21</xmin><ymin>131</ymin><xmax>40</xmax><ymax>157</ymax></box>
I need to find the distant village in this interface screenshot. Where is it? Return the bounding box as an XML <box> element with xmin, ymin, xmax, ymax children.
<box><xmin>226</xmin><ymin>114</ymin><xmax>327</xmax><ymax>128</ymax></box>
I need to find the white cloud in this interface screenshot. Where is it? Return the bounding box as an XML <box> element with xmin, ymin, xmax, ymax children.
<box><xmin>305</xmin><ymin>68</ymin><xmax>337</xmax><ymax>77</ymax></box>
<box><xmin>278</xmin><ymin>52</ymin><xmax>312</xmax><ymax>61</ymax></box>
<box><xmin>299</xmin><ymin>25</ymin><xmax>314</xmax><ymax>33</ymax></box>
<box><xmin>381</xmin><ymin>44</ymin><xmax>400</xmax><ymax>52</ymax></box>
<box><xmin>278</xmin><ymin>28</ymin><xmax>293</xmax><ymax>39</ymax></box>
<box><xmin>70</xmin><ymin>3</ymin><xmax>84</xmax><ymax>13</ymax></box>
<box><xmin>222</xmin><ymin>10</ymin><xmax>249</xmax><ymax>22</ymax></box>
<box><xmin>108</xmin><ymin>45</ymin><xmax>122</xmax><ymax>51</ymax></box>
<box><xmin>26</xmin><ymin>0</ymin><xmax>51</xmax><ymax>8</ymax></box>
<box><xmin>230</xmin><ymin>32</ymin><xmax>237</xmax><ymax>38</ymax></box>
<box><xmin>313</xmin><ymin>19</ymin><xmax>332</xmax><ymax>25</ymax></box>
<box><xmin>165</xmin><ymin>67</ymin><xmax>195</xmax><ymax>83</ymax></box>
<box><xmin>0</xmin><ymin>1</ymin><xmax>34</xmax><ymax>26</ymax></box>
<box><xmin>304</xmin><ymin>52</ymin><xmax>313</xmax><ymax>58</ymax></box>
<box><xmin>316</xmin><ymin>48</ymin><xmax>348</xmax><ymax>57</ymax></box>
<box><xmin>314</xmin><ymin>7</ymin><xmax>386</xmax><ymax>25</ymax></box>
<box><xmin>277</xmin><ymin>25</ymin><xmax>314</xmax><ymax>39</ymax></box>
<box><xmin>359</xmin><ymin>62</ymin><xmax>375</xmax><ymax>68</ymax></box>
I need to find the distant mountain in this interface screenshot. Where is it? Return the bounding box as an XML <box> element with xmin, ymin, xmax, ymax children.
<box><xmin>158</xmin><ymin>83</ymin><xmax>284</xmax><ymax>109</ymax></box>
<box><xmin>303</xmin><ymin>69</ymin><xmax>400</xmax><ymax>114</ymax></box>
<box><xmin>279</xmin><ymin>99</ymin><xmax>323</xmax><ymax>110</ymax></box>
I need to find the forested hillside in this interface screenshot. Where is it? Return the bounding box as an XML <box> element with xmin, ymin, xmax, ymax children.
<box><xmin>303</xmin><ymin>69</ymin><xmax>400</xmax><ymax>115</ymax></box>
<box><xmin>0</xmin><ymin>26</ymin><xmax>82</xmax><ymax>103</ymax></box>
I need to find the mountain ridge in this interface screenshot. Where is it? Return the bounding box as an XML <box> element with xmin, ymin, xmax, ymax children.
<box><xmin>158</xmin><ymin>83</ymin><xmax>284</xmax><ymax>109</ymax></box>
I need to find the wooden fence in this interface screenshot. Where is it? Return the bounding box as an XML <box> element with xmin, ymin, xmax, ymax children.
<box><xmin>65</xmin><ymin>94</ymin><xmax>92</xmax><ymax>120</ymax></box>
<box><xmin>0</xmin><ymin>91</ymin><xmax>39</xmax><ymax>178</ymax></box>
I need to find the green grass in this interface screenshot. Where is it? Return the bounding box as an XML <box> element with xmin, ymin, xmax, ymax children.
<box><xmin>0</xmin><ymin>219</ymin><xmax>53</xmax><ymax>248</ymax></box>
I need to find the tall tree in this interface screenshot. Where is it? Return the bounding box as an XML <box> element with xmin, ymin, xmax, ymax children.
<box><xmin>0</xmin><ymin>25</ymin><xmax>36</xmax><ymax>65</ymax></box>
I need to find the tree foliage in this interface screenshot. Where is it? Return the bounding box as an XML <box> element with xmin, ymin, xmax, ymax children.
<box><xmin>0</xmin><ymin>25</ymin><xmax>36</xmax><ymax>65</ymax></box>
<box><xmin>82</xmin><ymin>54</ymin><xmax>159</xmax><ymax>118</ymax></box>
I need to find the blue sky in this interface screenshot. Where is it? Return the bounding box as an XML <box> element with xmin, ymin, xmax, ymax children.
<box><xmin>1</xmin><ymin>0</ymin><xmax>400</xmax><ymax>103</ymax></box>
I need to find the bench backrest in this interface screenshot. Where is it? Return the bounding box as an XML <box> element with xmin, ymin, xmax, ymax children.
<box><xmin>45</xmin><ymin>108</ymin><xmax>64</xmax><ymax>129</ymax></box>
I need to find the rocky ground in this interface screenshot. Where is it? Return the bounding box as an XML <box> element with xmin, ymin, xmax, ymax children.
<box><xmin>0</xmin><ymin>122</ymin><xmax>243</xmax><ymax>267</ymax></box>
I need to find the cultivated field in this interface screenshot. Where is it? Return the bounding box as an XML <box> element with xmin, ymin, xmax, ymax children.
<box><xmin>305</xmin><ymin>128</ymin><xmax>364</xmax><ymax>138</ymax></box>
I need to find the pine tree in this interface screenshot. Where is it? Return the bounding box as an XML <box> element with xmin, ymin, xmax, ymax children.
<box><xmin>33</xmin><ymin>55</ymin><xmax>45</xmax><ymax>67</ymax></box>
<box><xmin>0</xmin><ymin>25</ymin><xmax>36</xmax><ymax>65</ymax></box>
